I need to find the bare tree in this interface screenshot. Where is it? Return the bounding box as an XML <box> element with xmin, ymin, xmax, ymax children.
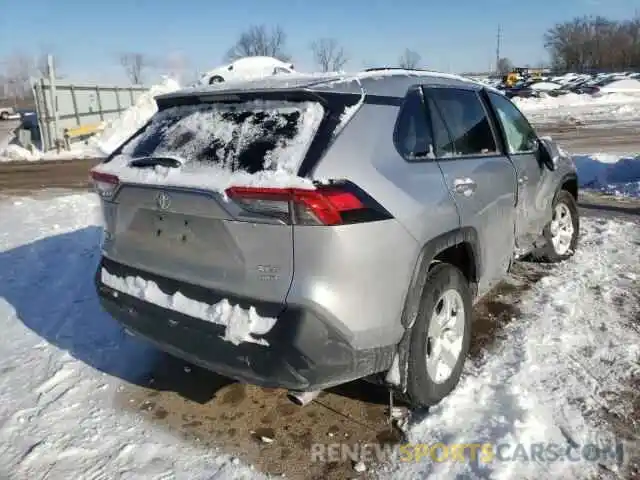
<box><xmin>544</xmin><ymin>14</ymin><xmax>640</xmax><ymax>72</ymax></box>
<box><xmin>398</xmin><ymin>49</ymin><xmax>421</xmax><ymax>69</ymax></box>
<box><xmin>310</xmin><ymin>38</ymin><xmax>348</xmax><ymax>72</ymax></box>
<box><xmin>497</xmin><ymin>57</ymin><xmax>514</xmax><ymax>74</ymax></box>
<box><xmin>2</xmin><ymin>53</ymin><xmax>36</xmax><ymax>100</ymax></box>
<box><xmin>120</xmin><ymin>53</ymin><xmax>149</xmax><ymax>84</ymax></box>
<box><xmin>225</xmin><ymin>25</ymin><xmax>290</xmax><ymax>62</ymax></box>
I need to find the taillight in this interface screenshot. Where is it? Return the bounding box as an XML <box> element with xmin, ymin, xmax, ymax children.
<box><xmin>90</xmin><ymin>170</ymin><xmax>119</xmax><ymax>199</ymax></box>
<box><xmin>225</xmin><ymin>182</ymin><xmax>392</xmax><ymax>226</ymax></box>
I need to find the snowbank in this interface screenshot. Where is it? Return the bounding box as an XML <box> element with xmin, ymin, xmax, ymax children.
<box><xmin>90</xmin><ymin>77</ymin><xmax>181</xmax><ymax>155</ymax></box>
<box><xmin>0</xmin><ymin>143</ymin><xmax>100</xmax><ymax>163</ymax></box>
<box><xmin>574</xmin><ymin>153</ymin><xmax>640</xmax><ymax>197</ymax></box>
<box><xmin>515</xmin><ymin>91</ymin><xmax>640</xmax><ymax>112</ymax></box>
<box><xmin>599</xmin><ymin>78</ymin><xmax>640</xmax><ymax>94</ymax></box>
<box><xmin>515</xmin><ymin>91</ymin><xmax>640</xmax><ymax>125</ymax></box>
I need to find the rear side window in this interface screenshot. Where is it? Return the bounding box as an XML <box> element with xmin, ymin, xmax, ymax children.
<box><xmin>121</xmin><ymin>101</ymin><xmax>325</xmax><ymax>174</ymax></box>
<box><xmin>427</xmin><ymin>88</ymin><xmax>498</xmax><ymax>157</ymax></box>
<box><xmin>425</xmin><ymin>96</ymin><xmax>455</xmax><ymax>157</ymax></box>
<box><xmin>394</xmin><ymin>89</ymin><xmax>434</xmax><ymax>160</ymax></box>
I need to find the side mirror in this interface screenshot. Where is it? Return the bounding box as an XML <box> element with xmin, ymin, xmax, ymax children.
<box><xmin>537</xmin><ymin>136</ymin><xmax>558</xmax><ymax>171</ymax></box>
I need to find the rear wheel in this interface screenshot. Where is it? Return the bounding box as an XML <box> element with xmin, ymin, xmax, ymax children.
<box><xmin>404</xmin><ymin>263</ymin><xmax>472</xmax><ymax>408</ymax></box>
<box><xmin>209</xmin><ymin>75</ymin><xmax>224</xmax><ymax>85</ymax></box>
<box><xmin>0</xmin><ymin>112</ymin><xmax>8</xmax><ymax>120</ymax></box>
<box><xmin>533</xmin><ymin>190</ymin><xmax>579</xmax><ymax>262</ymax></box>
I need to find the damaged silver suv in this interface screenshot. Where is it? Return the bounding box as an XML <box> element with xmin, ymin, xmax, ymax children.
<box><xmin>92</xmin><ymin>69</ymin><xmax>579</xmax><ymax>408</ymax></box>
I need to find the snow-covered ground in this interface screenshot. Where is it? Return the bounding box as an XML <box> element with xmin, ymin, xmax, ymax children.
<box><xmin>515</xmin><ymin>92</ymin><xmax>640</xmax><ymax>126</ymax></box>
<box><xmin>389</xmin><ymin>215</ymin><xmax>640</xmax><ymax>478</ymax></box>
<box><xmin>0</xmin><ymin>194</ymin><xmax>254</xmax><ymax>479</ymax></box>
<box><xmin>0</xmin><ymin>192</ymin><xmax>638</xmax><ymax>479</ymax></box>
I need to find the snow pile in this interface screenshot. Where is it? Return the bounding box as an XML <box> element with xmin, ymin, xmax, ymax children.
<box><xmin>515</xmin><ymin>92</ymin><xmax>640</xmax><ymax>112</ymax></box>
<box><xmin>515</xmin><ymin>92</ymin><xmax>640</xmax><ymax>125</ymax></box>
<box><xmin>100</xmin><ymin>269</ymin><xmax>277</xmax><ymax>346</ymax></box>
<box><xmin>0</xmin><ymin>144</ymin><xmax>40</xmax><ymax>162</ymax></box>
<box><xmin>574</xmin><ymin>153</ymin><xmax>640</xmax><ymax>197</ymax></box>
<box><xmin>388</xmin><ymin>217</ymin><xmax>640</xmax><ymax>479</ymax></box>
<box><xmin>600</xmin><ymin>78</ymin><xmax>640</xmax><ymax>94</ymax></box>
<box><xmin>92</xmin><ymin>100</ymin><xmax>326</xmax><ymax>193</ymax></box>
<box><xmin>90</xmin><ymin>77</ymin><xmax>181</xmax><ymax>155</ymax></box>
<box><xmin>0</xmin><ymin>193</ymin><xmax>258</xmax><ymax>479</ymax></box>
<box><xmin>0</xmin><ymin>143</ymin><xmax>100</xmax><ymax>163</ymax></box>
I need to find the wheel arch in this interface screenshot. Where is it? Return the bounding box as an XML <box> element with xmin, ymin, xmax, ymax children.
<box><xmin>389</xmin><ymin>227</ymin><xmax>481</xmax><ymax>392</ymax></box>
<box><xmin>558</xmin><ymin>172</ymin><xmax>578</xmax><ymax>201</ymax></box>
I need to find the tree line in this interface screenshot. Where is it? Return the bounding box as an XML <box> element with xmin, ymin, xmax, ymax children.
<box><xmin>544</xmin><ymin>14</ymin><xmax>640</xmax><ymax>72</ymax></box>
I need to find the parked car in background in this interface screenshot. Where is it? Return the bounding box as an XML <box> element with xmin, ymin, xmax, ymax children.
<box><xmin>198</xmin><ymin>56</ymin><xmax>296</xmax><ymax>85</ymax></box>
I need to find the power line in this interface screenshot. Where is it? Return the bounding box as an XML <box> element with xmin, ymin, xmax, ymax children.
<box><xmin>495</xmin><ymin>24</ymin><xmax>502</xmax><ymax>73</ymax></box>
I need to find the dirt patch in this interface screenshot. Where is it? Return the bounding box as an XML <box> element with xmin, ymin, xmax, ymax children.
<box><xmin>0</xmin><ymin>158</ymin><xmax>101</xmax><ymax>194</ymax></box>
<box><xmin>114</xmin><ymin>352</ymin><xmax>406</xmax><ymax>479</ymax></box>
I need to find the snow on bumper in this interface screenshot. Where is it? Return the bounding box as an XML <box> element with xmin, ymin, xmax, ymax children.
<box><xmin>100</xmin><ymin>268</ymin><xmax>276</xmax><ymax>346</ymax></box>
<box><xmin>95</xmin><ymin>257</ymin><xmax>395</xmax><ymax>391</ymax></box>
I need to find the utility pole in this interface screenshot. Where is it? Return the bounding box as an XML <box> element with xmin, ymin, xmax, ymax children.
<box><xmin>495</xmin><ymin>24</ymin><xmax>502</xmax><ymax>74</ymax></box>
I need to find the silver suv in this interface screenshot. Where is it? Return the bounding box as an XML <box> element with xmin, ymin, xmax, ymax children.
<box><xmin>92</xmin><ymin>70</ymin><xmax>579</xmax><ymax>408</ymax></box>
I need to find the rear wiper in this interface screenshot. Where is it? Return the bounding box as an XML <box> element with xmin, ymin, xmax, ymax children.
<box><xmin>128</xmin><ymin>156</ymin><xmax>184</xmax><ymax>169</ymax></box>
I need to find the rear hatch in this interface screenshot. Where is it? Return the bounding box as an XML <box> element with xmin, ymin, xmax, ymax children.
<box><xmin>93</xmin><ymin>93</ymin><xmax>335</xmax><ymax>305</ymax></box>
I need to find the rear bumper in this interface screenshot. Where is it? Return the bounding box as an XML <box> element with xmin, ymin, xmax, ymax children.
<box><xmin>96</xmin><ymin>257</ymin><xmax>394</xmax><ymax>391</ymax></box>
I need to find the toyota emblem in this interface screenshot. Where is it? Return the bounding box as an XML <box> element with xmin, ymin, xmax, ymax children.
<box><xmin>156</xmin><ymin>192</ymin><xmax>171</xmax><ymax>210</ymax></box>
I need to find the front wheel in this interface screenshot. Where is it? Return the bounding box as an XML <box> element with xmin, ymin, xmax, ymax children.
<box><xmin>403</xmin><ymin>263</ymin><xmax>472</xmax><ymax>408</ymax></box>
<box><xmin>533</xmin><ymin>190</ymin><xmax>580</xmax><ymax>262</ymax></box>
<box><xmin>0</xmin><ymin>112</ymin><xmax>9</xmax><ymax>120</ymax></box>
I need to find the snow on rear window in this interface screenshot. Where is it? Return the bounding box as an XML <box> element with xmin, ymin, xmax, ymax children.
<box><xmin>93</xmin><ymin>100</ymin><xmax>325</xmax><ymax>193</ymax></box>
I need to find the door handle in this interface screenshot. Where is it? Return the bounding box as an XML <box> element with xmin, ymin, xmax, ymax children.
<box><xmin>453</xmin><ymin>178</ymin><xmax>477</xmax><ymax>196</ymax></box>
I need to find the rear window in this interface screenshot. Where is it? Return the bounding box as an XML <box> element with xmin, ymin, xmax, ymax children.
<box><xmin>120</xmin><ymin>100</ymin><xmax>325</xmax><ymax>174</ymax></box>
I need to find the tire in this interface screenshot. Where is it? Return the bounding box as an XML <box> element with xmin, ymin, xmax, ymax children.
<box><xmin>0</xmin><ymin>112</ymin><xmax>8</xmax><ymax>121</ymax></box>
<box><xmin>404</xmin><ymin>263</ymin><xmax>473</xmax><ymax>408</ymax></box>
<box><xmin>532</xmin><ymin>190</ymin><xmax>579</xmax><ymax>263</ymax></box>
<box><xmin>209</xmin><ymin>76</ymin><xmax>224</xmax><ymax>85</ymax></box>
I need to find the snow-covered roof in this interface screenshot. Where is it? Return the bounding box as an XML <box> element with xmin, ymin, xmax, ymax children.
<box><xmin>158</xmin><ymin>68</ymin><xmax>491</xmax><ymax>103</ymax></box>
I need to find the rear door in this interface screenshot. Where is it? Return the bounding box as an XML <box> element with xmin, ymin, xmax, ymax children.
<box><xmin>486</xmin><ymin>91</ymin><xmax>548</xmax><ymax>249</ymax></box>
<box><xmin>100</xmin><ymin>98</ymin><xmax>326</xmax><ymax>305</ymax></box>
<box><xmin>423</xmin><ymin>86</ymin><xmax>518</xmax><ymax>294</ymax></box>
